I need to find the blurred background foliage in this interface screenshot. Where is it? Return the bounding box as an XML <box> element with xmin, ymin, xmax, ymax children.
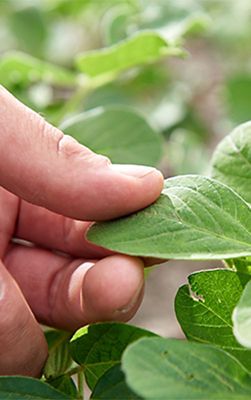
<box><xmin>0</xmin><ymin>0</ymin><xmax>251</xmax><ymax>176</ymax></box>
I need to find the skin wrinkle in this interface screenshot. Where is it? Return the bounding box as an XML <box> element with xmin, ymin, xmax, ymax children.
<box><xmin>62</xmin><ymin>216</ymin><xmax>78</xmax><ymax>254</ymax></box>
<box><xmin>48</xmin><ymin>258</ymin><xmax>87</xmax><ymax>329</ymax></box>
<box><xmin>44</xmin><ymin>257</ymin><xmax>71</xmax><ymax>326</ymax></box>
<box><xmin>0</xmin><ymin>190</ymin><xmax>20</xmax><ymax>258</ymax></box>
<box><xmin>0</xmin><ymin>275</ymin><xmax>5</xmax><ymax>301</ymax></box>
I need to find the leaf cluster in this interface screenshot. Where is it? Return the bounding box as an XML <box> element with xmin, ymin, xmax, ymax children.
<box><xmin>1</xmin><ymin>2</ymin><xmax>251</xmax><ymax>399</ymax></box>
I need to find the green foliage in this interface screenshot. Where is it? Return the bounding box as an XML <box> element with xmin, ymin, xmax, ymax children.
<box><xmin>70</xmin><ymin>322</ymin><xmax>156</xmax><ymax>390</ymax></box>
<box><xmin>233</xmin><ymin>281</ymin><xmax>251</xmax><ymax>349</ymax></box>
<box><xmin>8</xmin><ymin>6</ymin><xmax>47</xmax><ymax>57</ymax></box>
<box><xmin>88</xmin><ymin>175</ymin><xmax>251</xmax><ymax>260</ymax></box>
<box><xmin>0</xmin><ymin>376</ymin><xmax>71</xmax><ymax>399</ymax></box>
<box><xmin>61</xmin><ymin>106</ymin><xmax>163</xmax><ymax>166</ymax></box>
<box><xmin>75</xmin><ymin>31</ymin><xmax>184</xmax><ymax>79</ymax></box>
<box><xmin>91</xmin><ymin>365</ymin><xmax>140</xmax><ymax>399</ymax></box>
<box><xmin>1</xmin><ymin>2</ymin><xmax>251</xmax><ymax>399</ymax></box>
<box><xmin>0</xmin><ymin>51</ymin><xmax>77</xmax><ymax>89</ymax></box>
<box><xmin>175</xmin><ymin>269</ymin><xmax>251</xmax><ymax>370</ymax></box>
<box><xmin>44</xmin><ymin>330</ymin><xmax>73</xmax><ymax>379</ymax></box>
<box><xmin>122</xmin><ymin>338</ymin><xmax>251</xmax><ymax>400</ymax></box>
<box><xmin>226</xmin><ymin>257</ymin><xmax>251</xmax><ymax>275</ymax></box>
<box><xmin>211</xmin><ymin>122</ymin><xmax>251</xmax><ymax>204</ymax></box>
<box><xmin>46</xmin><ymin>375</ymin><xmax>77</xmax><ymax>399</ymax></box>
<box><xmin>225</xmin><ymin>75</ymin><xmax>251</xmax><ymax>125</ymax></box>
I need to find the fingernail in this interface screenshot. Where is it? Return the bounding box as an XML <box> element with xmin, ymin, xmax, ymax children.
<box><xmin>110</xmin><ymin>164</ymin><xmax>159</xmax><ymax>179</ymax></box>
<box><xmin>114</xmin><ymin>282</ymin><xmax>144</xmax><ymax>315</ymax></box>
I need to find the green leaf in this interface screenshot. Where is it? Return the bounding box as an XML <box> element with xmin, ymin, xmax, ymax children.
<box><xmin>0</xmin><ymin>51</ymin><xmax>77</xmax><ymax>88</ymax></box>
<box><xmin>226</xmin><ymin>257</ymin><xmax>251</xmax><ymax>275</ymax></box>
<box><xmin>225</xmin><ymin>75</ymin><xmax>251</xmax><ymax>124</ymax></box>
<box><xmin>75</xmin><ymin>30</ymin><xmax>183</xmax><ymax>78</ymax></box>
<box><xmin>70</xmin><ymin>322</ymin><xmax>156</xmax><ymax>390</ymax></box>
<box><xmin>0</xmin><ymin>376</ymin><xmax>71</xmax><ymax>399</ymax></box>
<box><xmin>8</xmin><ymin>6</ymin><xmax>47</xmax><ymax>57</ymax></box>
<box><xmin>61</xmin><ymin>106</ymin><xmax>163</xmax><ymax>166</ymax></box>
<box><xmin>233</xmin><ymin>280</ymin><xmax>251</xmax><ymax>349</ymax></box>
<box><xmin>91</xmin><ymin>365</ymin><xmax>141</xmax><ymax>399</ymax></box>
<box><xmin>44</xmin><ymin>330</ymin><xmax>73</xmax><ymax>379</ymax></box>
<box><xmin>211</xmin><ymin>122</ymin><xmax>251</xmax><ymax>204</ymax></box>
<box><xmin>122</xmin><ymin>337</ymin><xmax>251</xmax><ymax>400</ymax></box>
<box><xmin>175</xmin><ymin>269</ymin><xmax>251</xmax><ymax>371</ymax></box>
<box><xmin>46</xmin><ymin>375</ymin><xmax>77</xmax><ymax>399</ymax></box>
<box><xmin>88</xmin><ymin>175</ymin><xmax>251</xmax><ymax>260</ymax></box>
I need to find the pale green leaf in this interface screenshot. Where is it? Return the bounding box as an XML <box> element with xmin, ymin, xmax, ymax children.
<box><xmin>88</xmin><ymin>175</ymin><xmax>251</xmax><ymax>260</ymax></box>
<box><xmin>75</xmin><ymin>31</ymin><xmax>183</xmax><ymax>78</ymax></box>
<box><xmin>175</xmin><ymin>269</ymin><xmax>251</xmax><ymax>371</ymax></box>
<box><xmin>122</xmin><ymin>338</ymin><xmax>251</xmax><ymax>400</ymax></box>
<box><xmin>61</xmin><ymin>106</ymin><xmax>163</xmax><ymax>166</ymax></box>
<box><xmin>211</xmin><ymin>122</ymin><xmax>251</xmax><ymax>204</ymax></box>
<box><xmin>0</xmin><ymin>376</ymin><xmax>70</xmax><ymax>399</ymax></box>
<box><xmin>0</xmin><ymin>51</ymin><xmax>77</xmax><ymax>88</ymax></box>
<box><xmin>70</xmin><ymin>322</ymin><xmax>156</xmax><ymax>390</ymax></box>
<box><xmin>233</xmin><ymin>280</ymin><xmax>251</xmax><ymax>349</ymax></box>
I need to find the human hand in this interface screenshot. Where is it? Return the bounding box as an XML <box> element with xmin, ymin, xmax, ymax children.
<box><xmin>0</xmin><ymin>86</ymin><xmax>163</xmax><ymax>377</ymax></box>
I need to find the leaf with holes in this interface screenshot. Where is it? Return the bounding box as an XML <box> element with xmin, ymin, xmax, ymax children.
<box><xmin>175</xmin><ymin>269</ymin><xmax>251</xmax><ymax>370</ymax></box>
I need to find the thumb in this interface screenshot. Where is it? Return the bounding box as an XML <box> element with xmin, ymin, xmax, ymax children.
<box><xmin>0</xmin><ymin>86</ymin><xmax>163</xmax><ymax>221</ymax></box>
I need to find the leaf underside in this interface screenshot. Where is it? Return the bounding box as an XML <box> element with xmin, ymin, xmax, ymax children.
<box><xmin>88</xmin><ymin>175</ymin><xmax>251</xmax><ymax>260</ymax></box>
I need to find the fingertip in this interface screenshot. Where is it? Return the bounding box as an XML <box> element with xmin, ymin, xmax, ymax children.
<box><xmin>138</xmin><ymin>167</ymin><xmax>164</xmax><ymax>199</ymax></box>
<box><xmin>86</xmin><ymin>165</ymin><xmax>164</xmax><ymax>221</ymax></box>
<box><xmin>110</xmin><ymin>164</ymin><xmax>164</xmax><ymax>195</ymax></box>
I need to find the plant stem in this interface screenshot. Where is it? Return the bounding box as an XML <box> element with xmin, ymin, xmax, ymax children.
<box><xmin>77</xmin><ymin>370</ymin><xmax>84</xmax><ymax>400</ymax></box>
<box><xmin>66</xmin><ymin>365</ymin><xmax>83</xmax><ymax>377</ymax></box>
<box><xmin>53</xmin><ymin>72</ymin><xmax>118</xmax><ymax>127</ymax></box>
<box><xmin>53</xmin><ymin>80</ymin><xmax>91</xmax><ymax>126</ymax></box>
